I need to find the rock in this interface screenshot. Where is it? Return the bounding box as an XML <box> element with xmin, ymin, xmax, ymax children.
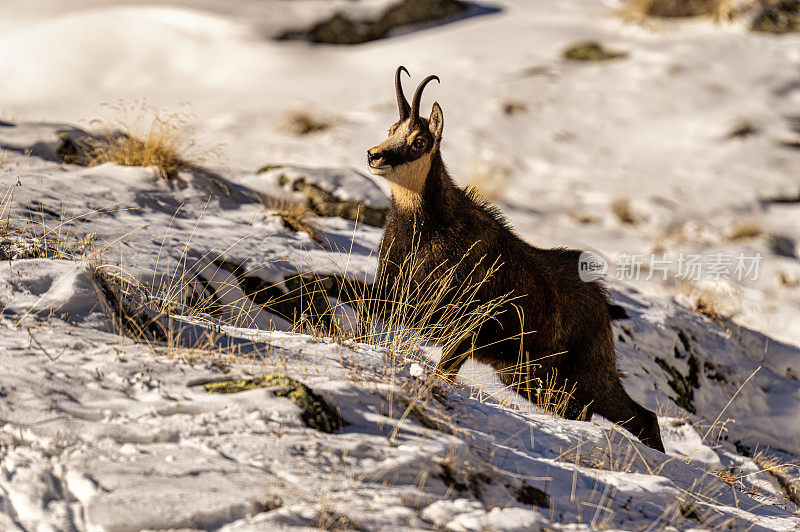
<box><xmin>205</xmin><ymin>374</ymin><xmax>344</xmax><ymax>433</ymax></box>
<box><xmin>0</xmin><ymin>121</ymin><xmax>94</xmax><ymax>163</ymax></box>
<box><xmin>655</xmin><ymin>354</ymin><xmax>700</xmax><ymax>414</ymax></box>
<box><xmin>258</xmin><ymin>165</ymin><xmax>390</xmax><ymax>227</ymax></box>
<box><xmin>235</xmin><ymin>271</ymin><xmax>337</xmax><ymax>328</ymax></box>
<box><xmin>769</xmin><ymin>234</ymin><xmax>797</xmax><ymax>258</ymax></box>
<box><xmin>284</xmin><ymin>110</ymin><xmax>330</xmax><ymax>135</ymax></box>
<box><xmin>727</xmin><ymin>119</ymin><xmax>758</xmax><ymax>138</ymax></box>
<box><xmin>278</xmin><ymin>0</ymin><xmax>468</xmax><ymax>45</ymax></box>
<box><xmin>638</xmin><ymin>0</ymin><xmax>723</xmax><ymax>18</ymax></box>
<box><xmin>751</xmin><ymin>0</ymin><xmax>800</xmax><ymax>34</ymax></box>
<box><xmin>563</xmin><ymin>42</ymin><xmax>628</xmax><ymax>62</ymax></box>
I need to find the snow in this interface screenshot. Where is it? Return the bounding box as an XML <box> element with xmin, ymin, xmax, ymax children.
<box><xmin>2</xmin><ymin>314</ymin><xmax>799</xmax><ymax>530</ymax></box>
<box><xmin>1</xmin><ymin>0</ymin><xmax>800</xmax><ymax>529</ymax></box>
<box><xmin>0</xmin><ymin>259</ymin><xmax>103</xmax><ymax>326</ymax></box>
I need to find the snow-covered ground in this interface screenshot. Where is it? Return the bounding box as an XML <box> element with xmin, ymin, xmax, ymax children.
<box><xmin>1</xmin><ymin>0</ymin><xmax>799</xmax><ymax>530</ymax></box>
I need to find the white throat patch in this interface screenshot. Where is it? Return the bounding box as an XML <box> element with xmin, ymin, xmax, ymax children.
<box><xmin>369</xmin><ymin>121</ymin><xmax>432</xmax><ymax>210</ymax></box>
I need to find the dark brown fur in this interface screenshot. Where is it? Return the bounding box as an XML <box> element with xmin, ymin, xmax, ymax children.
<box><xmin>369</xmin><ymin>74</ymin><xmax>664</xmax><ymax>451</ymax></box>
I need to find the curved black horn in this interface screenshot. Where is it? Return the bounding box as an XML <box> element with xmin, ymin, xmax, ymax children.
<box><xmin>395</xmin><ymin>66</ymin><xmax>411</xmax><ymax>119</ymax></box>
<box><xmin>410</xmin><ymin>75</ymin><xmax>440</xmax><ymax>123</ymax></box>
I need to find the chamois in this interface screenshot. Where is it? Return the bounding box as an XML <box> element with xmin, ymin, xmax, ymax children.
<box><xmin>366</xmin><ymin>66</ymin><xmax>664</xmax><ymax>452</ymax></box>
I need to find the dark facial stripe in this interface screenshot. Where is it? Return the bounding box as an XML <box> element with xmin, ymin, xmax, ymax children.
<box><xmin>393</xmin><ymin>137</ymin><xmax>433</xmax><ymax>165</ymax></box>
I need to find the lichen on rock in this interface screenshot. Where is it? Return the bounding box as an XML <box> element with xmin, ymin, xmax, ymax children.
<box><xmin>278</xmin><ymin>0</ymin><xmax>468</xmax><ymax>45</ymax></box>
<box><xmin>563</xmin><ymin>42</ymin><xmax>628</xmax><ymax>62</ymax></box>
<box><xmin>205</xmin><ymin>373</ymin><xmax>343</xmax><ymax>433</ymax></box>
<box><xmin>257</xmin><ymin>165</ymin><xmax>389</xmax><ymax>227</ymax></box>
<box><xmin>751</xmin><ymin>0</ymin><xmax>800</xmax><ymax>34</ymax></box>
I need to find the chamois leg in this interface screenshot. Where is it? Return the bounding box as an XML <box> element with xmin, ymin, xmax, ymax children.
<box><xmin>590</xmin><ymin>381</ymin><xmax>664</xmax><ymax>452</ymax></box>
<box><xmin>435</xmin><ymin>332</ymin><xmax>474</xmax><ymax>381</ymax></box>
<box><xmin>568</xmin><ymin>341</ymin><xmax>664</xmax><ymax>452</ymax></box>
<box><xmin>562</xmin><ymin>384</ymin><xmax>594</xmax><ymax>422</ymax></box>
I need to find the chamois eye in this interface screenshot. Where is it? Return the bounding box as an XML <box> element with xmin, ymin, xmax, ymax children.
<box><xmin>412</xmin><ymin>137</ymin><xmax>427</xmax><ymax>151</ymax></box>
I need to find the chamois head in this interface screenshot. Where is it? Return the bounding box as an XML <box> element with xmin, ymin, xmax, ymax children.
<box><xmin>367</xmin><ymin>66</ymin><xmax>443</xmax><ymax>202</ymax></box>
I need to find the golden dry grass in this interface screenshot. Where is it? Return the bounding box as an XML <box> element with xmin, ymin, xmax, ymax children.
<box><xmin>726</xmin><ymin>221</ymin><xmax>762</xmax><ymax>242</ymax></box>
<box><xmin>563</xmin><ymin>42</ymin><xmax>628</xmax><ymax>62</ymax></box>
<box><xmin>696</xmin><ymin>294</ymin><xmax>725</xmax><ymax>324</ymax></box>
<box><xmin>284</xmin><ymin>109</ymin><xmax>330</xmax><ymax>135</ymax></box>
<box><xmin>342</xmin><ymin>238</ymin><xmax>511</xmax><ymax>360</ymax></box>
<box><xmin>501</xmin><ymin>100</ymin><xmax>528</xmax><ymax>115</ymax></box>
<box><xmin>695</xmin><ymin>290</ymin><xmax>740</xmax><ymax>325</ymax></box>
<box><xmin>488</xmin><ymin>364</ymin><xmax>583</xmax><ymax>419</ymax></box>
<box><xmin>670</xmin><ymin>280</ymin><xmax>741</xmax><ymax>328</ymax></box>
<box><xmin>567</xmin><ymin>210</ymin><xmax>598</xmax><ymax>225</ymax></box>
<box><xmin>79</xmin><ymin>101</ymin><xmax>204</xmax><ymax>180</ymax></box>
<box><xmin>557</xmin><ymin>433</ymin><xmax>648</xmax><ymax>475</ymax></box>
<box><xmin>1</xmin><ymin>161</ymin><xmax>105</xmax><ymax>262</ymax></box>
<box><xmin>751</xmin><ymin>0</ymin><xmax>800</xmax><ymax>34</ymax></box>
<box><xmin>611</xmin><ymin>197</ymin><xmax>640</xmax><ymax>226</ymax></box>
<box><xmin>84</xmin><ymin>216</ymin><xmax>511</xmax><ymax>379</ymax></box>
<box><xmin>754</xmin><ymin>449</ymin><xmax>800</xmax><ymax>509</ymax></box>
<box><xmin>532</xmin><ymin>372</ymin><xmax>582</xmax><ymax>418</ymax></box>
<box><xmin>316</xmin><ymin>502</ymin><xmax>364</xmax><ymax>531</ymax></box>
<box><xmin>620</xmin><ymin>0</ymin><xmax>741</xmax><ymax>19</ymax></box>
<box><xmin>709</xmin><ymin>465</ymin><xmax>747</xmax><ymax>489</ymax></box>
<box><xmin>779</xmin><ymin>272</ymin><xmax>800</xmax><ymax>288</ymax></box>
<box><xmin>259</xmin><ymin>193</ymin><xmax>324</xmax><ymax>246</ymax></box>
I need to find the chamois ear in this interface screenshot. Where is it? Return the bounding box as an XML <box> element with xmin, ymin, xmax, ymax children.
<box><xmin>428</xmin><ymin>102</ymin><xmax>444</xmax><ymax>140</ymax></box>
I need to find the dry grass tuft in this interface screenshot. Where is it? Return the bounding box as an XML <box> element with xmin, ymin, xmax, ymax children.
<box><xmin>395</xmin><ymin>391</ymin><xmax>460</xmax><ymax>436</ymax></box>
<box><xmin>696</xmin><ymin>294</ymin><xmax>722</xmax><ymax>324</ymax></box>
<box><xmin>555</xmin><ymin>428</ymin><xmax>670</xmax><ymax>491</ymax></box>
<box><xmin>672</xmin><ymin>281</ymin><xmax>740</xmax><ymax>326</ymax></box>
<box><xmin>654</xmin><ymin>474</ymin><xmax>749</xmax><ymax>529</ymax></box>
<box><xmin>779</xmin><ymin>272</ymin><xmax>800</xmax><ymax>288</ymax></box>
<box><xmin>754</xmin><ymin>450</ymin><xmax>800</xmax><ymax>509</ymax></box>
<box><xmin>559</xmin><ymin>440</ymin><xmax>639</xmax><ymax>474</ymax></box>
<box><xmin>621</xmin><ymin>0</ymin><xmax>739</xmax><ymax>19</ymax></box>
<box><xmin>501</xmin><ymin>100</ymin><xmax>528</xmax><ymax>116</ymax></box>
<box><xmin>259</xmin><ymin>193</ymin><xmax>324</xmax><ymax>246</ymax></box>
<box><xmin>726</xmin><ymin>221</ymin><xmax>762</xmax><ymax>242</ymax></box>
<box><xmin>90</xmin><ymin>256</ymin><xmax>286</xmax><ymax>365</ymax></box>
<box><xmin>751</xmin><ymin>0</ymin><xmax>800</xmax><ymax>34</ymax></box>
<box><xmin>341</xmin><ymin>238</ymin><xmax>511</xmax><ymax>361</ymax></box>
<box><xmin>695</xmin><ymin>290</ymin><xmax>738</xmax><ymax>325</ymax></box>
<box><xmin>316</xmin><ymin>501</ymin><xmax>365</xmax><ymax>531</ymax></box>
<box><xmin>567</xmin><ymin>210</ymin><xmax>598</xmax><ymax>225</ymax></box>
<box><xmin>563</xmin><ymin>42</ymin><xmax>628</xmax><ymax>62</ymax></box>
<box><xmin>284</xmin><ymin>109</ymin><xmax>330</xmax><ymax>135</ymax></box>
<box><xmin>530</xmin><ymin>371</ymin><xmax>582</xmax><ymax>419</ymax></box>
<box><xmin>710</xmin><ymin>465</ymin><xmax>746</xmax><ymax>489</ymax></box>
<box><xmin>79</xmin><ymin>101</ymin><xmax>203</xmax><ymax>180</ymax></box>
<box><xmin>727</xmin><ymin>119</ymin><xmax>759</xmax><ymax>138</ymax></box>
<box><xmin>1</xmin><ymin>163</ymin><xmax>101</xmax><ymax>262</ymax></box>
<box><xmin>611</xmin><ymin>197</ymin><xmax>640</xmax><ymax>226</ymax></box>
